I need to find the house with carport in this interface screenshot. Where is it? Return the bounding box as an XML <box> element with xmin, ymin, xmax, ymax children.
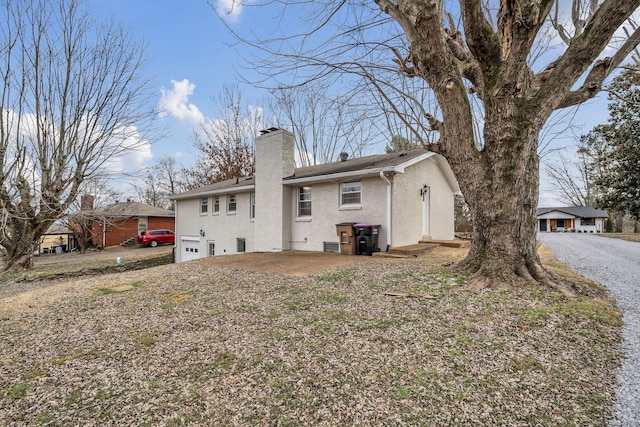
<box><xmin>170</xmin><ymin>128</ymin><xmax>460</xmax><ymax>262</ymax></box>
<box><xmin>537</xmin><ymin>206</ymin><xmax>609</xmax><ymax>233</ymax></box>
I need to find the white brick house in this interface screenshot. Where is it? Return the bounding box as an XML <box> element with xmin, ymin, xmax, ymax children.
<box><xmin>170</xmin><ymin>128</ymin><xmax>460</xmax><ymax>262</ymax></box>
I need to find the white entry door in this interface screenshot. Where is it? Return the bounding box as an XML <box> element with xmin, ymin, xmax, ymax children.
<box><xmin>422</xmin><ymin>185</ymin><xmax>430</xmax><ymax>238</ymax></box>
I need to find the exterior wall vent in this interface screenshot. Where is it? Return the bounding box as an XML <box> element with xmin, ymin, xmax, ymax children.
<box><xmin>323</xmin><ymin>241</ymin><xmax>340</xmax><ymax>253</ymax></box>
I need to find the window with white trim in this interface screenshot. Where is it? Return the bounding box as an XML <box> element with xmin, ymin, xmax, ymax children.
<box><xmin>298</xmin><ymin>186</ymin><xmax>312</xmax><ymax>217</ymax></box>
<box><xmin>200</xmin><ymin>197</ymin><xmax>208</xmax><ymax>214</ymax></box>
<box><xmin>227</xmin><ymin>194</ymin><xmax>237</xmax><ymax>213</ymax></box>
<box><xmin>213</xmin><ymin>196</ymin><xmax>220</xmax><ymax>214</ymax></box>
<box><xmin>250</xmin><ymin>192</ymin><xmax>255</xmax><ymax>219</ymax></box>
<box><xmin>340</xmin><ymin>181</ymin><xmax>361</xmax><ymax>206</ymax></box>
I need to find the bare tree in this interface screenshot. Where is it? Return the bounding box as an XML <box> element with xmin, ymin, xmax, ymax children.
<box><xmin>130</xmin><ymin>155</ymin><xmax>183</xmax><ymax>209</ymax></box>
<box><xmin>269</xmin><ymin>83</ymin><xmax>376</xmax><ymax>166</ymax></box>
<box><xmin>224</xmin><ymin>0</ymin><xmax>640</xmax><ymax>295</ymax></box>
<box><xmin>63</xmin><ymin>177</ymin><xmax>123</xmax><ymax>253</ymax></box>
<box><xmin>188</xmin><ymin>84</ymin><xmax>263</xmax><ymax>186</ymax></box>
<box><xmin>131</xmin><ymin>170</ymin><xmax>166</xmax><ymax>208</ymax></box>
<box><xmin>157</xmin><ymin>155</ymin><xmax>182</xmax><ymax>199</ymax></box>
<box><xmin>0</xmin><ymin>0</ymin><xmax>155</xmax><ymax>271</ymax></box>
<box><xmin>544</xmin><ymin>149</ymin><xmax>597</xmax><ymax>207</ymax></box>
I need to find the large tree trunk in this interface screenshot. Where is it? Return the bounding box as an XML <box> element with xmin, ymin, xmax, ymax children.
<box><xmin>3</xmin><ymin>236</ymin><xmax>37</xmax><ymax>272</ymax></box>
<box><xmin>452</xmin><ymin>107</ymin><xmax>575</xmax><ymax>296</ymax></box>
<box><xmin>2</xmin><ymin>217</ymin><xmax>52</xmax><ymax>272</ymax></box>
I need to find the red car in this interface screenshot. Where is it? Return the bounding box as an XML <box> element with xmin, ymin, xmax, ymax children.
<box><xmin>137</xmin><ymin>229</ymin><xmax>175</xmax><ymax>247</ymax></box>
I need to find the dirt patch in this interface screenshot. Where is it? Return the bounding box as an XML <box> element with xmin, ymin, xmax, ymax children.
<box><xmin>192</xmin><ymin>250</ymin><xmax>378</xmax><ymax>276</ymax></box>
<box><xmin>192</xmin><ymin>247</ymin><xmax>471</xmax><ymax>276</ymax></box>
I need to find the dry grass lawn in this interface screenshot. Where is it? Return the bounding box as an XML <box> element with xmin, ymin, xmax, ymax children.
<box><xmin>0</xmin><ymin>245</ymin><xmax>622</xmax><ymax>426</ymax></box>
<box><xmin>598</xmin><ymin>233</ymin><xmax>640</xmax><ymax>243</ymax></box>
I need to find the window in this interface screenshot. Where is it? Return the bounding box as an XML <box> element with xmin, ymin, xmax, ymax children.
<box><xmin>237</xmin><ymin>238</ymin><xmax>246</xmax><ymax>253</ymax></box>
<box><xmin>581</xmin><ymin>218</ymin><xmax>595</xmax><ymax>226</ymax></box>
<box><xmin>208</xmin><ymin>242</ymin><xmax>215</xmax><ymax>256</ymax></box>
<box><xmin>340</xmin><ymin>181</ymin><xmax>361</xmax><ymax>206</ymax></box>
<box><xmin>227</xmin><ymin>194</ymin><xmax>236</xmax><ymax>213</ymax></box>
<box><xmin>250</xmin><ymin>192</ymin><xmax>255</xmax><ymax>219</ymax></box>
<box><xmin>213</xmin><ymin>196</ymin><xmax>220</xmax><ymax>214</ymax></box>
<box><xmin>556</xmin><ymin>219</ymin><xmax>566</xmax><ymax>228</ymax></box>
<box><xmin>200</xmin><ymin>197</ymin><xmax>208</xmax><ymax>214</ymax></box>
<box><xmin>298</xmin><ymin>186</ymin><xmax>312</xmax><ymax>217</ymax></box>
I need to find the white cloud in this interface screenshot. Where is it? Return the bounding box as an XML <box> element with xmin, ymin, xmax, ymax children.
<box><xmin>102</xmin><ymin>124</ymin><xmax>154</xmax><ymax>173</ymax></box>
<box><xmin>158</xmin><ymin>79</ymin><xmax>204</xmax><ymax>125</ymax></box>
<box><xmin>215</xmin><ymin>0</ymin><xmax>244</xmax><ymax>22</ymax></box>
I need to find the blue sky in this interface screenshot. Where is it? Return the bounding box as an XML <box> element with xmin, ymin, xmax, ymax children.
<box><xmin>90</xmin><ymin>0</ymin><xmax>271</xmax><ymax>167</ymax></box>
<box><xmin>87</xmin><ymin>0</ymin><xmax>616</xmax><ymax>206</ymax></box>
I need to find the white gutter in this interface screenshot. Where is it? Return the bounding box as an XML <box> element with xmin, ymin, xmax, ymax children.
<box><xmin>284</xmin><ymin>166</ymin><xmax>396</xmax><ymax>185</ymax></box>
<box><xmin>170</xmin><ymin>184</ymin><xmax>255</xmax><ymax>200</ymax></box>
<box><xmin>379</xmin><ymin>171</ymin><xmax>392</xmax><ymax>249</ymax></box>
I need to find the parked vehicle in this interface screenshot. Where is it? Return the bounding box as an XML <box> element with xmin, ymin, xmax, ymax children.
<box><xmin>137</xmin><ymin>229</ymin><xmax>175</xmax><ymax>247</ymax></box>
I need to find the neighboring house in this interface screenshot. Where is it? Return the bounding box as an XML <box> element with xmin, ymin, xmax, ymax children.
<box><xmin>537</xmin><ymin>206</ymin><xmax>609</xmax><ymax>233</ymax></box>
<box><xmin>39</xmin><ymin>224</ymin><xmax>77</xmax><ymax>254</ymax></box>
<box><xmin>89</xmin><ymin>200</ymin><xmax>175</xmax><ymax>247</ymax></box>
<box><xmin>171</xmin><ymin>128</ymin><xmax>460</xmax><ymax>262</ymax></box>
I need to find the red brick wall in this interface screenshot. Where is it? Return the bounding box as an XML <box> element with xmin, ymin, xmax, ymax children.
<box><xmin>91</xmin><ymin>216</ymin><xmax>175</xmax><ymax>247</ymax></box>
<box><xmin>148</xmin><ymin>217</ymin><xmax>175</xmax><ymax>231</ymax></box>
<box><xmin>91</xmin><ymin>218</ymin><xmax>138</xmax><ymax>247</ymax></box>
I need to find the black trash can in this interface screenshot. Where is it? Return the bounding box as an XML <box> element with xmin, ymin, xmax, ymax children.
<box><xmin>354</xmin><ymin>223</ymin><xmax>380</xmax><ymax>255</ymax></box>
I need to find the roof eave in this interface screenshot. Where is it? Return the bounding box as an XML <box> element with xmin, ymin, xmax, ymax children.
<box><xmin>284</xmin><ymin>151</ymin><xmax>439</xmax><ymax>185</ymax></box>
<box><xmin>283</xmin><ymin>166</ymin><xmax>398</xmax><ymax>185</ymax></box>
<box><xmin>170</xmin><ymin>184</ymin><xmax>256</xmax><ymax>200</ymax></box>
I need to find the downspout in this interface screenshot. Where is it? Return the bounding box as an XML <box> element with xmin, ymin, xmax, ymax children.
<box><xmin>379</xmin><ymin>171</ymin><xmax>392</xmax><ymax>250</ymax></box>
<box><xmin>173</xmin><ymin>200</ymin><xmax>178</xmax><ymax>262</ymax></box>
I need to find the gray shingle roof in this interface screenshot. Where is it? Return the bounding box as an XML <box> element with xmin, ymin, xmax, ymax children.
<box><xmin>44</xmin><ymin>224</ymin><xmax>73</xmax><ymax>235</ymax></box>
<box><xmin>171</xmin><ymin>176</ymin><xmax>256</xmax><ymax>199</ymax></box>
<box><xmin>170</xmin><ymin>148</ymin><xmax>455</xmax><ymax>199</ymax></box>
<box><xmin>285</xmin><ymin>148</ymin><xmax>429</xmax><ymax>180</ymax></box>
<box><xmin>536</xmin><ymin>206</ymin><xmax>609</xmax><ymax>218</ymax></box>
<box><xmin>91</xmin><ymin>201</ymin><xmax>175</xmax><ymax>218</ymax></box>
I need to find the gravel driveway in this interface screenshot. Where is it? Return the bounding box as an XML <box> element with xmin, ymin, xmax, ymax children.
<box><xmin>538</xmin><ymin>233</ymin><xmax>640</xmax><ymax>427</ymax></box>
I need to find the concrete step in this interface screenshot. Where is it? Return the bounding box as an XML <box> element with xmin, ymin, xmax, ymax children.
<box><xmin>372</xmin><ymin>252</ymin><xmax>409</xmax><ymax>258</ymax></box>
<box><xmin>373</xmin><ymin>243</ymin><xmax>437</xmax><ymax>258</ymax></box>
<box><xmin>120</xmin><ymin>237</ymin><xmax>138</xmax><ymax>247</ymax></box>
<box><xmin>389</xmin><ymin>243</ymin><xmax>438</xmax><ymax>256</ymax></box>
<box><xmin>419</xmin><ymin>239</ymin><xmax>470</xmax><ymax>248</ymax></box>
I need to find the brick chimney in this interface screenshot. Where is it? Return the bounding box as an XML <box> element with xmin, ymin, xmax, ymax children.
<box><xmin>254</xmin><ymin>128</ymin><xmax>295</xmax><ymax>252</ymax></box>
<box><xmin>80</xmin><ymin>195</ymin><xmax>94</xmax><ymax>211</ymax></box>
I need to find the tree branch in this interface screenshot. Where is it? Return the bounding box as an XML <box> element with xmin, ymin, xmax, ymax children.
<box><xmin>556</xmin><ymin>58</ymin><xmax>612</xmax><ymax>108</ymax></box>
<box><xmin>494</xmin><ymin>0</ymin><xmax>554</xmax><ymax>96</ymax></box>
<box><xmin>460</xmin><ymin>0</ymin><xmax>501</xmax><ymax>83</ymax></box>
<box><xmin>534</xmin><ymin>0</ymin><xmax>640</xmax><ymax>112</ymax></box>
<box><xmin>390</xmin><ymin>46</ymin><xmax>416</xmax><ymax>77</ymax></box>
<box><xmin>374</xmin><ymin>0</ymin><xmax>420</xmax><ymax>46</ymax></box>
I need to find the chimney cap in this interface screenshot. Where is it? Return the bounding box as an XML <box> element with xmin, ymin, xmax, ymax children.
<box><xmin>339</xmin><ymin>152</ymin><xmax>349</xmax><ymax>162</ymax></box>
<box><xmin>259</xmin><ymin>127</ymin><xmax>280</xmax><ymax>135</ymax></box>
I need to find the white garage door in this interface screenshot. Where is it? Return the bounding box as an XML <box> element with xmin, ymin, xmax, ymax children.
<box><xmin>181</xmin><ymin>237</ymin><xmax>201</xmax><ymax>262</ymax></box>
